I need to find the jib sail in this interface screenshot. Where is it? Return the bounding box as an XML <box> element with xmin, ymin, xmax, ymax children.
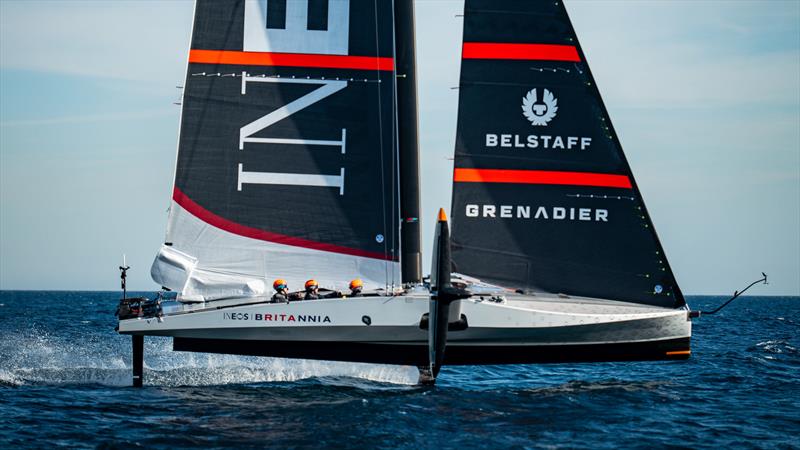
<box><xmin>450</xmin><ymin>0</ymin><xmax>684</xmax><ymax>308</ymax></box>
<box><xmin>152</xmin><ymin>0</ymin><xmax>400</xmax><ymax>300</ymax></box>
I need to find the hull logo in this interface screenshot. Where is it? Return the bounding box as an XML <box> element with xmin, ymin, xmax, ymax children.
<box><xmin>522</xmin><ymin>88</ymin><xmax>558</xmax><ymax>126</ymax></box>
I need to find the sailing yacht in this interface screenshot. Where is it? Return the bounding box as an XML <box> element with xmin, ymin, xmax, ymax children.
<box><xmin>117</xmin><ymin>0</ymin><xmax>692</xmax><ymax>384</ymax></box>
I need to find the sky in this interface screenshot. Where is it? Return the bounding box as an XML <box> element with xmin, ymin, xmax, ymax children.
<box><xmin>0</xmin><ymin>0</ymin><xmax>798</xmax><ymax>295</ymax></box>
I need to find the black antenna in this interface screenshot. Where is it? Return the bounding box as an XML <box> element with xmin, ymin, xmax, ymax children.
<box><xmin>119</xmin><ymin>254</ymin><xmax>130</xmax><ymax>301</ymax></box>
<box><xmin>691</xmin><ymin>273</ymin><xmax>768</xmax><ymax>317</ymax></box>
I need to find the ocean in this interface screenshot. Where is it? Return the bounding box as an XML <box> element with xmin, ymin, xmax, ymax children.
<box><xmin>0</xmin><ymin>292</ymin><xmax>797</xmax><ymax>449</ymax></box>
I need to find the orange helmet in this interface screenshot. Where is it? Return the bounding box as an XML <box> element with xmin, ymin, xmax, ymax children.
<box><xmin>305</xmin><ymin>279</ymin><xmax>318</xmax><ymax>290</ymax></box>
<box><xmin>349</xmin><ymin>279</ymin><xmax>363</xmax><ymax>290</ymax></box>
<box><xmin>273</xmin><ymin>279</ymin><xmax>287</xmax><ymax>291</ymax></box>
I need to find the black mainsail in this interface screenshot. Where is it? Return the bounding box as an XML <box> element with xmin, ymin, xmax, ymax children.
<box><xmin>450</xmin><ymin>0</ymin><xmax>684</xmax><ymax>308</ymax></box>
<box><xmin>151</xmin><ymin>0</ymin><xmax>401</xmax><ymax>300</ymax></box>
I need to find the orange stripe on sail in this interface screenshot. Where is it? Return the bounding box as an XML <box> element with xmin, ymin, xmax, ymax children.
<box><xmin>189</xmin><ymin>49</ymin><xmax>395</xmax><ymax>71</ymax></box>
<box><xmin>453</xmin><ymin>169</ymin><xmax>633</xmax><ymax>189</ymax></box>
<box><xmin>462</xmin><ymin>43</ymin><xmax>580</xmax><ymax>62</ymax></box>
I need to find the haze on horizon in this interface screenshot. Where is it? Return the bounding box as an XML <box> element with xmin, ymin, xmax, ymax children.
<box><xmin>1</xmin><ymin>0</ymin><xmax>798</xmax><ymax>296</ymax></box>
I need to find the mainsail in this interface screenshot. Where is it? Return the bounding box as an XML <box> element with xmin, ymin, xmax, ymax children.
<box><xmin>450</xmin><ymin>0</ymin><xmax>684</xmax><ymax>308</ymax></box>
<box><xmin>152</xmin><ymin>0</ymin><xmax>400</xmax><ymax>300</ymax></box>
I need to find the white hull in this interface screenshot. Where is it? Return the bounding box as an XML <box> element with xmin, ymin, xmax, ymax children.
<box><xmin>118</xmin><ymin>292</ymin><xmax>692</xmax><ymax>365</ymax></box>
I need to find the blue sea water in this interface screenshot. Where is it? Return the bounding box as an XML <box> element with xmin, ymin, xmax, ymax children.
<box><xmin>0</xmin><ymin>292</ymin><xmax>797</xmax><ymax>449</ymax></box>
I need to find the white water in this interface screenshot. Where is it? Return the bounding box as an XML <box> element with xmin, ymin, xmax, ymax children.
<box><xmin>0</xmin><ymin>330</ymin><xmax>419</xmax><ymax>387</ymax></box>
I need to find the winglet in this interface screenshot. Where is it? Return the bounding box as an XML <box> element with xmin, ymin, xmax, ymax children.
<box><xmin>438</xmin><ymin>208</ymin><xmax>448</xmax><ymax>222</ymax></box>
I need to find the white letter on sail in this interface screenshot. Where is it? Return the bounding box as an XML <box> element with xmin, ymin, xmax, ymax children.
<box><xmin>239</xmin><ymin>76</ymin><xmax>348</xmax><ymax>150</ymax></box>
<box><xmin>238</xmin><ymin>164</ymin><xmax>345</xmax><ymax>195</ymax></box>
<box><xmin>244</xmin><ymin>0</ymin><xmax>350</xmax><ymax>55</ymax></box>
<box><xmin>238</xmin><ymin>75</ymin><xmax>348</xmax><ymax>195</ymax></box>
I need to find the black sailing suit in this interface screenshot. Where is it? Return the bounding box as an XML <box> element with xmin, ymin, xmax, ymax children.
<box><xmin>304</xmin><ymin>290</ymin><xmax>341</xmax><ymax>300</ymax></box>
<box><xmin>271</xmin><ymin>292</ymin><xmax>289</xmax><ymax>303</ymax></box>
<box><xmin>272</xmin><ymin>290</ymin><xmax>302</xmax><ymax>303</ymax></box>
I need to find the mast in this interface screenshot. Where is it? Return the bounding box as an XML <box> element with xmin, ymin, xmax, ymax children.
<box><xmin>394</xmin><ymin>0</ymin><xmax>422</xmax><ymax>283</ymax></box>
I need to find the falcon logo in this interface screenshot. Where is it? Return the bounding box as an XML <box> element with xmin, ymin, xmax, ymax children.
<box><xmin>522</xmin><ymin>88</ymin><xmax>558</xmax><ymax>126</ymax></box>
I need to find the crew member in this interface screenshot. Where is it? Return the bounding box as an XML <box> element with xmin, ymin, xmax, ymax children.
<box><xmin>347</xmin><ymin>279</ymin><xmax>363</xmax><ymax>297</ymax></box>
<box><xmin>304</xmin><ymin>279</ymin><xmax>320</xmax><ymax>300</ymax></box>
<box><xmin>304</xmin><ymin>279</ymin><xmax>341</xmax><ymax>300</ymax></box>
<box><xmin>271</xmin><ymin>279</ymin><xmax>300</xmax><ymax>303</ymax></box>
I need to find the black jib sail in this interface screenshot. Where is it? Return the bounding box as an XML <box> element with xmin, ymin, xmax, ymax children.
<box><xmin>151</xmin><ymin>0</ymin><xmax>401</xmax><ymax>300</ymax></box>
<box><xmin>450</xmin><ymin>0</ymin><xmax>684</xmax><ymax>308</ymax></box>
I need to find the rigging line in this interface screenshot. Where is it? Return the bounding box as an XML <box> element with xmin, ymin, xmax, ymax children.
<box><xmin>390</xmin><ymin>0</ymin><xmax>399</xmax><ymax>289</ymax></box>
<box><xmin>693</xmin><ymin>273</ymin><xmax>768</xmax><ymax>317</ymax></box>
<box><xmin>459</xmin><ymin>80</ymin><xmax>579</xmax><ymax>88</ymax></box>
<box><xmin>374</xmin><ymin>0</ymin><xmax>390</xmax><ymax>290</ymax></box>
<box><xmin>566</xmin><ymin>194</ymin><xmax>636</xmax><ymax>201</ymax></box>
<box><xmin>528</xmin><ymin>67</ymin><xmax>573</xmax><ymax>73</ymax></box>
<box><xmin>190</xmin><ymin>72</ymin><xmax>381</xmax><ymax>83</ymax></box>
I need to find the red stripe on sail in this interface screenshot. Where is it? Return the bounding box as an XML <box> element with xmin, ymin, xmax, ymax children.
<box><xmin>462</xmin><ymin>43</ymin><xmax>581</xmax><ymax>62</ymax></box>
<box><xmin>189</xmin><ymin>49</ymin><xmax>395</xmax><ymax>71</ymax></box>
<box><xmin>172</xmin><ymin>188</ymin><xmax>396</xmax><ymax>261</ymax></box>
<box><xmin>453</xmin><ymin>169</ymin><xmax>632</xmax><ymax>189</ymax></box>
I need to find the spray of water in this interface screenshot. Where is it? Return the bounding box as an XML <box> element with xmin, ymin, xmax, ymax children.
<box><xmin>0</xmin><ymin>329</ymin><xmax>419</xmax><ymax>387</ymax></box>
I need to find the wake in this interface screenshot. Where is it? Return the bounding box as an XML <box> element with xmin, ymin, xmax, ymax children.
<box><xmin>0</xmin><ymin>331</ymin><xmax>418</xmax><ymax>387</ymax></box>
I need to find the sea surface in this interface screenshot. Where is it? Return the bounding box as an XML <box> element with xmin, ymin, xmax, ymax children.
<box><xmin>0</xmin><ymin>292</ymin><xmax>798</xmax><ymax>449</ymax></box>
